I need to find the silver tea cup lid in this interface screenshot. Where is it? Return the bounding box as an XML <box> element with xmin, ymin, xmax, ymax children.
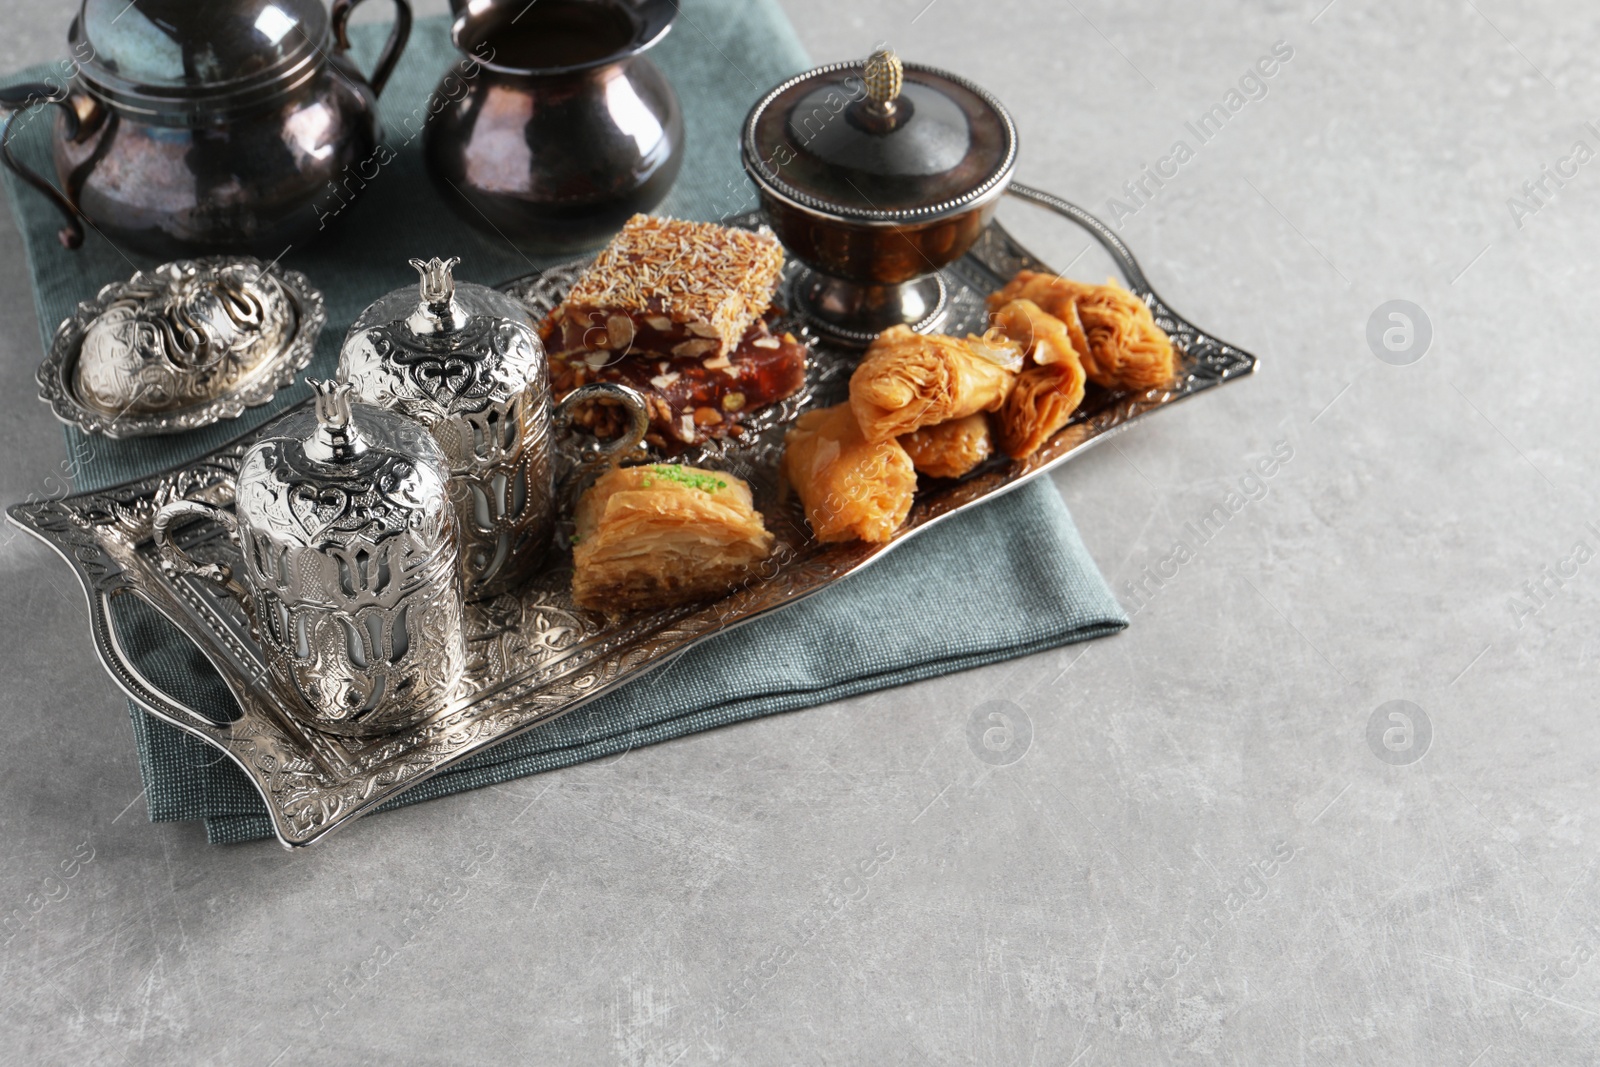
<box><xmin>339</xmin><ymin>256</ymin><xmax>546</xmax><ymax>423</ymax></box>
<box><xmin>235</xmin><ymin>379</ymin><xmax>453</xmax><ymax>555</ymax></box>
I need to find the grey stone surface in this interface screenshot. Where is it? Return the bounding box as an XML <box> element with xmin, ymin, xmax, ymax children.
<box><xmin>2</xmin><ymin>0</ymin><xmax>1598</xmax><ymax>1063</ymax></box>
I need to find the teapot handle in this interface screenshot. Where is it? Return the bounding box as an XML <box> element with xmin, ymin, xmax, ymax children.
<box><xmin>0</xmin><ymin>82</ymin><xmax>100</xmax><ymax>250</ymax></box>
<box><xmin>331</xmin><ymin>0</ymin><xmax>414</xmax><ymax>100</ymax></box>
<box><xmin>555</xmin><ymin>383</ymin><xmax>651</xmax><ymax>463</ymax></box>
<box><xmin>152</xmin><ymin>500</ymin><xmax>249</xmax><ymax>601</ymax></box>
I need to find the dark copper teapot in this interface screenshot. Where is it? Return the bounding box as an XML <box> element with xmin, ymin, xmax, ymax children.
<box><xmin>0</xmin><ymin>0</ymin><xmax>411</xmax><ymax>257</ymax></box>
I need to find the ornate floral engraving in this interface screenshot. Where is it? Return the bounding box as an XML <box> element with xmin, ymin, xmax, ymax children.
<box><xmin>341</xmin><ymin>258</ymin><xmax>556</xmax><ymax>600</ymax></box>
<box><xmin>189</xmin><ymin>386</ymin><xmax>469</xmax><ymax>741</ymax></box>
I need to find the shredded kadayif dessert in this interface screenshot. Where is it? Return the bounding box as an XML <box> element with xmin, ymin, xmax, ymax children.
<box><xmin>848</xmin><ymin>325</ymin><xmax>1023</xmax><ymax>443</ymax></box>
<box><xmin>988</xmin><ymin>271</ymin><xmax>1178</xmax><ymax>392</ymax></box>
<box><xmin>988</xmin><ymin>298</ymin><xmax>1088</xmax><ymax>459</ymax></box>
<box><xmin>899</xmin><ymin>412</ymin><xmax>994</xmax><ymax>479</ymax></box>
<box><xmin>783</xmin><ymin>403</ymin><xmax>917</xmax><ymax>544</ymax></box>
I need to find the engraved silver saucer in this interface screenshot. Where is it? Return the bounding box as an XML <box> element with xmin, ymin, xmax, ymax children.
<box><xmin>36</xmin><ymin>256</ymin><xmax>326</xmax><ymax>438</ymax></box>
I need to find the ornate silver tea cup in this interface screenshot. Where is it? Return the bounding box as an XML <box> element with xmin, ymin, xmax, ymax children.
<box><xmin>152</xmin><ymin>379</ymin><xmax>467</xmax><ymax>737</ymax></box>
<box><xmin>339</xmin><ymin>256</ymin><xmax>647</xmax><ymax>600</ymax></box>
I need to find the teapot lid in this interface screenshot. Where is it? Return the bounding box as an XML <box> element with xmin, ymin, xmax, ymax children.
<box><xmin>741</xmin><ymin>49</ymin><xmax>1017</xmax><ymax>222</ymax></box>
<box><xmin>339</xmin><ymin>257</ymin><xmax>546</xmax><ymax>419</ymax></box>
<box><xmin>70</xmin><ymin>0</ymin><xmax>332</xmax><ymax>116</ymax></box>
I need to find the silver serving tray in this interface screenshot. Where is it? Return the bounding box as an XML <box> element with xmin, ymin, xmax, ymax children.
<box><xmin>7</xmin><ymin>190</ymin><xmax>1257</xmax><ymax>848</ymax></box>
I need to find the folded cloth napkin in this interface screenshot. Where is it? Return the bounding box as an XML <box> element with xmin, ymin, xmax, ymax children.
<box><xmin>2</xmin><ymin>3</ymin><xmax>1128</xmax><ymax>844</ymax></box>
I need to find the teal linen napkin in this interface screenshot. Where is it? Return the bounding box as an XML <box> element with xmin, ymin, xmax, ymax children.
<box><xmin>3</xmin><ymin>4</ymin><xmax>1128</xmax><ymax>844</ymax></box>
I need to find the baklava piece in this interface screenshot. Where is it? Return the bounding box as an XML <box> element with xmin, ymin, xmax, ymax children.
<box><xmin>848</xmin><ymin>325</ymin><xmax>1022</xmax><ymax>443</ymax></box>
<box><xmin>783</xmin><ymin>403</ymin><xmax>917</xmax><ymax>544</ymax></box>
<box><xmin>989</xmin><ymin>297</ymin><xmax>1088</xmax><ymax>459</ymax></box>
<box><xmin>571</xmin><ymin>463</ymin><xmax>775</xmax><ymax>612</ymax></box>
<box><xmin>989</xmin><ymin>271</ymin><xmax>1177</xmax><ymax>392</ymax></box>
<box><xmin>899</xmin><ymin>412</ymin><xmax>994</xmax><ymax>480</ymax></box>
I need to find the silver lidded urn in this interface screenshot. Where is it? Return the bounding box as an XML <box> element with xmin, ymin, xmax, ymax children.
<box><xmin>154</xmin><ymin>379</ymin><xmax>467</xmax><ymax>737</ymax></box>
<box><xmin>340</xmin><ymin>256</ymin><xmax>648</xmax><ymax>600</ymax></box>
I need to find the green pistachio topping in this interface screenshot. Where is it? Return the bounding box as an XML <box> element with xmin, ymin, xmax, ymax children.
<box><xmin>648</xmin><ymin>464</ymin><xmax>728</xmax><ymax>494</ymax></box>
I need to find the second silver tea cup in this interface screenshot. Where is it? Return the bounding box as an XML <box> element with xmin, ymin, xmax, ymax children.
<box><xmin>152</xmin><ymin>379</ymin><xmax>468</xmax><ymax>737</ymax></box>
<box><xmin>339</xmin><ymin>256</ymin><xmax>647</xmax><ymax>600</ymax></box>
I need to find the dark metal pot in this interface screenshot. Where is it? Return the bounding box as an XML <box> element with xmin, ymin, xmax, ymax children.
<box><xmin>0</xmin><ymin>0</ymin><xmax>411</xmax><ymax>257</ymax></box>
<box><xmin>424</xmin><ymin>0</ymin><xmax>684</xmax><ymax>254</ymax></box>
<box><xmin>741</xmin><ymin>51</ymin><xmax>1017</xmax><ymax>346</ymax></box>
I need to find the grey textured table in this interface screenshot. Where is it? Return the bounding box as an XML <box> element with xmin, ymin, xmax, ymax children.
<box><xmin>3</xmin><ymin>1</ymin><xmax>1598</xmax><ymax>1064</ymax></box>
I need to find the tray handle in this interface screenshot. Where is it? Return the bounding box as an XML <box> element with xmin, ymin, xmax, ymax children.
<box><xmin>1005</xmin><ymin>181</ymin><xmax>1153</xmax><ymax>296</ymax></box>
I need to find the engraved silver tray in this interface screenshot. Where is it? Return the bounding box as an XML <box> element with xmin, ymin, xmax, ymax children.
<box><xmin>7</xmin><ymin>189</ymin><xmax>1257</xmax><ymax>848</ymax></box>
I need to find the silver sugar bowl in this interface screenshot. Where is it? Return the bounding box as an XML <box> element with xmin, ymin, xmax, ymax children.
<box><xmin>38</xmin><ymin>256</ymin><xmax>325</xmax><ymax>437</ymax></box>
<box><xmin>153</xmin><ymin>379</ymin><xmax>467</xmax><ymax>737</ymax></box>
<box><xmin>339</xmin><ymin>256</ymin><xmax>647</xmax><ymax>599</ymax></box>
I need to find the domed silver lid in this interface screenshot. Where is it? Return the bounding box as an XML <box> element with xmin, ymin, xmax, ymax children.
<box><xmin>38</xmin><ymin>256</ymin><xmax>324</xmax><ymax>438</ymax></box>
<box><xmin>235</xmin><ymin>379</ymin><xmax>453</xmax><ymax>552</ymax></box>
<box><xmin>339</xmin><ymin>256</ymin><xmax>546</xmax><ymax>422</ymax></box>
